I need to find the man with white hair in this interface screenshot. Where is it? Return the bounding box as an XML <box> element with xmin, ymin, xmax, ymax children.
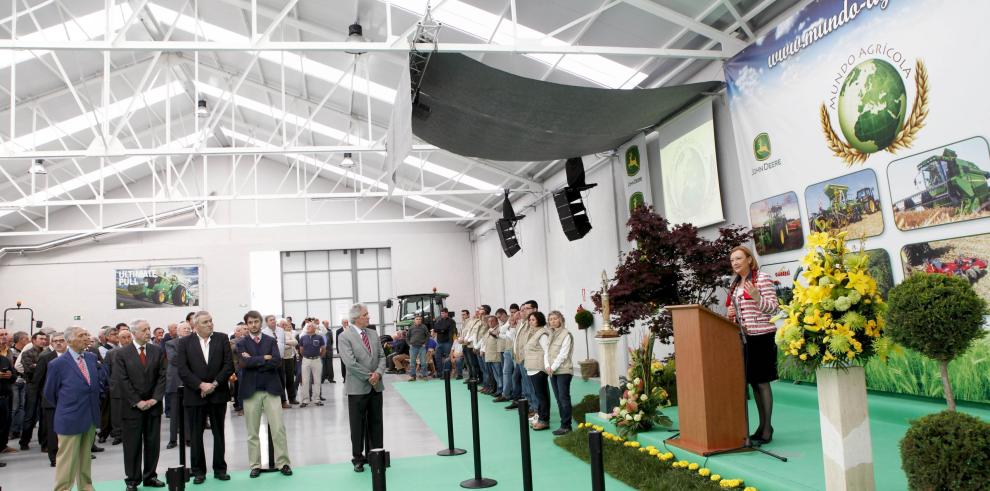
<box><xmin>338</xmin><ymin>304</ymin><xmax>386</xmax><ymax>472</ymax></box>
<box><xmin>113</xmin><ymin>320</ymin><xmax>167</xmax><ymax>490</ymax></box>
<box><xmin>297</xmin><ymin>321</ymin><xmax>325</xmax><ymax>407</ymax></box>
<box><xmin>44</xmin><ymin>326</ymin><xmax>106</xmax><ymax>491</ymax></box>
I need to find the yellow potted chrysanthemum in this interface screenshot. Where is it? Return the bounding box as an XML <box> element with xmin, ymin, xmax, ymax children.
<box><xmin>773</xmin><ymin>230</ymin><xmax>891</xmax><ymax>490</ymax></box>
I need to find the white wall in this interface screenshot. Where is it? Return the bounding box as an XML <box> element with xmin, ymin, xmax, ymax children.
<box><xmin>0</xmin><ymin>159</ymin><xmax>476</xmax><ymax>335</ymax></box>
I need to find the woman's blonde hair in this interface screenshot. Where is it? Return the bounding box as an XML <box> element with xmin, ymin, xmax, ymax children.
<box><xmin>730</xmin><ymin>245</ymin><xmax>759</xmax><ymax>272</ymax></box>
<box><xmin>547</xmin><ymin>310</ymin><xmax>565</xmax><ymax>327</ymax></box>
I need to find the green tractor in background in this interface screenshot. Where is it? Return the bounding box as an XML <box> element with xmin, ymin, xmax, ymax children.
<box><xmin>756</xmin><ymin>204</ymin><xmax>788</xmax><ymax>252</ymax></box>
<box><xmin>895</xmin><ymin>148</ymin><xmax>990</xmax><ymax>213</ymax></box>
<box><xmin>392</xmin><ymin>290</ymin><xmax>448</xmax><ymax>331</ymax></box>
<box><xmin>855</xmin><ymin>187</ymin><xmax>880</xmax><ymax>214</ymax></box>
<box><xmin>811</xmin><ymin>184</ymin><xmax>863</xmax><ymax>232</ymax></box>
<box><xmin>127</xmin><ymin>273</ymin><xmax>192</xmax><ymax>306</ymax></box>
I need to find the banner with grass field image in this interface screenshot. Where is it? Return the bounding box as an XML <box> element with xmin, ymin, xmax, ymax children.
<box><xmin>725</xmin><ymin>0</ymin><xmax>990</xmax><ymax>402</ymax></box>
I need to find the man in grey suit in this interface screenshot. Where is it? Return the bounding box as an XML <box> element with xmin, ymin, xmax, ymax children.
<box><xmin>337</xmin><ymin>304</ymin><xmax>386</xmax><ymax>473</ymax></box>
<box><xmin>164</xmin><ymin>322</ymin><xmax>191</xmax><ymax>449</ymax></box>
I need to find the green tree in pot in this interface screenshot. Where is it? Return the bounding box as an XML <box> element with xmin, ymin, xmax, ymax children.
<box><xmin>574</xmin><ymin>305</ymin><xmax>598</xmax><ymax>380</ymax></box>
<box><xmin>884</xmin><ymin>272</ymin><xmax>988</xmax><ymax>411</ymax></box>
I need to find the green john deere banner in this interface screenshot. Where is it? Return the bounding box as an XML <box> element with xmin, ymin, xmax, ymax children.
<box><xmin>115</xmin><ymin>265</ymin><xmax>201</xmax><ymax>309</ymax></box>
<box><xmin>725</xmin><ymin>0</ymin><xmax>990</xmax><ymax>402</ymax></box>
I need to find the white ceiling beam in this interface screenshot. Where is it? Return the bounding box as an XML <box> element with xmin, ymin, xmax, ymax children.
<box><xmin>720</xmin><ymin>0</ymin><xmax>755</xmax><ymax>40</ymax></box>
<box><xmin>619</xmin><ymin>0</ymin><xmax>747</xmax><ymax>52</ymax></box>
<box><xmin>0</xmin><ymin>39</ymin><xmax>728</xmax><ymax>59</ymax></box>
<box><xmin>0</xmin><ymin>143</ymin><xmax>442</xmax><ymax>160</ymax></box>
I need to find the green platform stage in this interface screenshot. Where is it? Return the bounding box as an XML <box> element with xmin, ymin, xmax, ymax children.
<box><xmin>585</xmin><ymin>381</ymin><xmax>990</xmax><ymax>491</ymax></box>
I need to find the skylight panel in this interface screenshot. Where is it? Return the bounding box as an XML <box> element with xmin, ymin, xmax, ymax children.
<box><xmin>0</xmin><ymin>3</ymin><xmax>130</xmax><ymax>71</ymax></box>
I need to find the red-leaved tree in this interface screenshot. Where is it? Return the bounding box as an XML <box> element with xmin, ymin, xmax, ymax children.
<box><xmin>593</xmin><ymin>206</ymin><xmax>751</xmax><ymax>342</ymax></box>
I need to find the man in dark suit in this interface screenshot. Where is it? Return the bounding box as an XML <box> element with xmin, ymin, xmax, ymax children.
<box><xmin>164</xmin><ymin>321</ymin><xmax>191</xmax><ymax>448</ymax></box>
<box><xmin>112</xmin><ymin>320</ymin><xmax>167</xmax><ymax>490</ymax></box>
<box><xmin>238</xmin><ymin>311</ymin><xmax>292</xmax><ymax>477</ymax></box>
<box><xmin>337</xmin><ymin>305</ymin><xmax>386</xmax><ymax>472</ymax></box>
<box><xmin>174</xmin><ymin>311</ymin><xmax>234</xmax><ymax>484</ymax></box>
<box><xmin>44</xmin><ymin>327</ymin><xmax>106</xmax><ymax>491</ymax></box>
<box><xmin>33</xmin><ymin>332</ymin><xmax>65</xmax><ymax>466</ymax></box>
<box><xmin>103</xmin><ymin>330</ymin><xmax>131</xmax><ymax>446</ymax></box>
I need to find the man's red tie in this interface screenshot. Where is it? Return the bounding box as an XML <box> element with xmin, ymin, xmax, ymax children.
<box><xmin>360</xmin><ymin>329</ymin><xmax>372</xmax><ymax>353</ymax></box>
<box><xmin>139</xmin><ymin>346</ymin><xmax>146</xmax><ymax>366</ymax></box>
<box><xmin>77</xmin><ymin>356</ymin><xmax>91</xmax><ymax>385</ymax></box>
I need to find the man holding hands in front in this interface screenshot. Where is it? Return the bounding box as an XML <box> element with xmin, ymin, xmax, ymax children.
<box><xmin>174</xmin><ymin>311</ymin><xmax>234</xmax><ymax>484</ymax></box>
<box><xmin>112</xmin><ymin>320</ymin><xmax>167</xmax><ymax>490</ymax></box>
<box><xmin>338</xmin><ymin>304</ymin><xmax>386</xmax><ymax>473</ymax></box>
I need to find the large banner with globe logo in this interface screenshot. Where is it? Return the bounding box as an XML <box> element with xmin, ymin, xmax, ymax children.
<box><xmin>725</xmin><ymin>0</ymin><xmax>990</xmax><ymax>403</ymax></box>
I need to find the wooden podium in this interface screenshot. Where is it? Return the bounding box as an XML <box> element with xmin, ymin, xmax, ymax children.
<box><xmin>665</xmin><ymin>304</ymin><xmax>747</xmax><ymax>455</ymax></box>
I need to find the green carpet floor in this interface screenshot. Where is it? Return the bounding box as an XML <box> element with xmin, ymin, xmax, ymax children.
<box><xmin>586</xmin><ymin>381</ymin><xmax>990</xmax><ymax>491</ymax></box>
<box><xmin>94</xmin><ymin>377</ymin><xmax>630</xmax><ymax>490</ymax></box>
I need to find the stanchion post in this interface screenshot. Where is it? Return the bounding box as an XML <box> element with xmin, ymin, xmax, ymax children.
<box><xmin>166</xmin><ymin>387</ymin><xmax>189</xmax><ymax>491</ymax></box>
<box><xmin>438</xmin><ymin>366</ymin><xmax>466</xmax><ymax>456</ymax></box>
<box><xmin>459</xmin><ymin>380</ymin><xmax>497</xmax><ymax>489</ymax></box>
<box><xmin>369</xmin><ymin>448</ymin><xmax>390</xmax><ymax>491</ymax></box>
<box><xmin>259</xmin><ymin>423</ymin><xmax>278</xmax><ymax>473</ymax></box>
<box><xmin>517</xmin><ymin>399</ymin><xmax>533</xmax><ymax>491</ymax></box>
<box><xmin>589</xmin><ymin>430</ymin><xmax>605</xmax><ymax>491</ymax></box>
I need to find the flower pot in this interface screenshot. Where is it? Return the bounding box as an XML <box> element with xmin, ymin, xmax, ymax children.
<box><xmin>816</xmin><ymin>366</ymin><xmax>875</xmax><ymax>491</ymax></box>
<box><xmin>579</xmin><ymin>359</ymin><xmax>600</xmax><ymax>381</ymax></box>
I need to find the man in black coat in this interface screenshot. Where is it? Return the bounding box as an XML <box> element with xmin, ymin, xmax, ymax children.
<box><xmin>174</xmin><ymin>311</ymin><xmax>234</xmax><ymax>484</ymax></box>
<box><xmin>32</xmin><ymin>332</ymin><xmax>67</xmax><ymax>466</ymax></box>
<box><xmin>112</xmin><ymin>320</ymin><xmax>167</xmax><ymax>490</ymax></box>
<box><xmin>103</xmin><ymin>330</ymin><xmax>132</xmax><ymax>446</ymax></box>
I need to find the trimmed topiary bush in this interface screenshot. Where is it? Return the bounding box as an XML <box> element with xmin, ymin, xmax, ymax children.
<box><xmin>900</xmin><ymin>410</ymin><xmax>990</xmax><ymax>490</ymax></box>
<box><xmin>885</xmin><ymin>272</ymin><xmax>988</xmax><ymax>410</ymax></box>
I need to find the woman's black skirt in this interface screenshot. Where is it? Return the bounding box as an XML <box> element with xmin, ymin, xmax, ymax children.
<box><xmin>745</xmin><ymin>332</ymin><xmax>779</xmax><ymax>384</ymax></box>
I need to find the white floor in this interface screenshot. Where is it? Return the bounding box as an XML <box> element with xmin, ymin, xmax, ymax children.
<box><xmin>1</xmin><ymin>369</ymin><xmax>443</xmax><ymax>490</ymax></box>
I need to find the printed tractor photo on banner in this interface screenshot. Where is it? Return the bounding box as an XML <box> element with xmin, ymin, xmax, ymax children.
<box><xmin>900</xmin><ymin>233</ymin><xmax>990</xmax><ymax>301</ymax></box>
<box><xmin>805</xmin><ymin>168</ymin><xmax>884</xmax><ymax>237</ymax></box>
<box><xmin>115</xmin><ymin>265</ymin><xmax>201</xmax><ymax>309</ymax></box>
<box><xmin>749</xmin><ymin>191</ymin><xmax>804</xmax><ymax>256</ymax></box>
<box><xmin>888</xmin><ymin>136</ymin><xmax>990</xmax><ymax>231</ymax></box>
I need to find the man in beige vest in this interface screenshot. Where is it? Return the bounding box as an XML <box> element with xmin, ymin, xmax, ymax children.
<box><xmin>457</xmin><ymin>309</ymin><xmax>479</xmax><ymax>383</ymax></box>
<box><xmin>481</xmin><ymin>315</ymin><xmax>502</xmax><ymax>396</ymax></box>
<box><xmin>510</xmin><ymin>300</ymin><xmax>539</xmax><ymax>416</ymax></box>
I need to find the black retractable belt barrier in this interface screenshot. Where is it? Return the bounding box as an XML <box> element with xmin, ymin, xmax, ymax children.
<box><xmin>517</xmin><ymin>399</ymin><xmax>533</xmax><ymax>491</ymax></box>
<box><xmin>369</xmin><ymin>448</ymin><xmax>390</xmax><ymax>491</ymax></box>
<box><xmin>589</xmin><ymin>430</ymin><xmax>605</xmax><ymax>491</ymax></box>
<box><xmin>438</xmin><ymin>367</ymin><xmax>467</xmax><ymax>456</ymax></box>
<box><xmin>166</xmin><ymin>387</ymin><xmax>190</xmax><ymax>491</ymax></box>
<box><xmin>459</xmin><ymin>380</ymin><xmax>497</xmax><ymax>489</ymax></box>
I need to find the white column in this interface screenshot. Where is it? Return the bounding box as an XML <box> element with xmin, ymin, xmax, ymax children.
<box><xmin>816</xmin><ymin>366</ymin><xmax>876</xmax><ymax>491</ymax></box>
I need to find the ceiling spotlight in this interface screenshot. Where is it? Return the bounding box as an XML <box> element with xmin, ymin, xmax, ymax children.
<box><xmin>340</xmin><ymin>152</ymin><xmax>355</xmax><ymax>168</ymax></box>
<box><xmin>197</xmin><ymin>99</ymin><xmax>208</xmax><ymax>117</ymax></box>
<box><xmin>345</xmin><ymin>23</ymin><xmax>367</xmax><ymax>55</ymax></box>
<box><xmin>29</xmin><ymin>159</ymin><xmax>47</xmax><ymax>175</ymax></box>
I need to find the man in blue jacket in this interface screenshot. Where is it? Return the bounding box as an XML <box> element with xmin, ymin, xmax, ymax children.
<box><xmin>238</xmin><ymin>311</ymin><xmax>292</xmax><ymax>477</ymax></box>
<box><xmin>44</xmin><ymin>326</ymin><xmax>106</xmax><ymax>491</ymax></box>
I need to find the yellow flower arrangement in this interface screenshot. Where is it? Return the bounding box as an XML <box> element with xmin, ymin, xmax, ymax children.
<box><xmin>774</xmin><ymin>231</ymin><xmax>892</xmax><ymax>369</ymax></box>
<box><xmin>699</xmin><ymin>468</ymin><xmax>711</xmax><ymax>477</ymax></box>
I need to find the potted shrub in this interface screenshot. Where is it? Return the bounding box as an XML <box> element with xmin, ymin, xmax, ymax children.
<box><xmin>900</xmin><ymin>410</ymin><xmax>990</xmax><ymax>490</ymax></box>
<box><xmin>884</xmin><ymin>272</ymin><xmax>988</xmax><ymax>410</ymax></box>
<box><xmin>575</xmin><ymin>305</ymin><xmax>599</xmax><ymax>380</ymax></box>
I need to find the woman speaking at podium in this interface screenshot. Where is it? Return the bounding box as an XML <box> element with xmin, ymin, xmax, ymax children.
<box><xmin>725</xmin><ymin>245</ymin><xmax>779</xmax><ymax>444</ymax></box>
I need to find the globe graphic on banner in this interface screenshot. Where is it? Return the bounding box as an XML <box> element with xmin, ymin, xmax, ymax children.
<box><xmin>837</xmin><ymin>59</ymin><xmax>907</xmax><ymax>153</ymax></box>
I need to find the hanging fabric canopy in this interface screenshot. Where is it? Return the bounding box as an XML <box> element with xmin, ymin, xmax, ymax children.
<box><xmin>410</xmin><ymin>53</ymin><xmax>723</xmax><ymax>162</ymax></box>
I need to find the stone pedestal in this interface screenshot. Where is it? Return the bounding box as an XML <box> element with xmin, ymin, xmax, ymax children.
<box><xmin>595</xmin><ymin>336</ymin><xmax>622</xmax><ymax>415</ymax></box>
<box><xmin>816</xmin><ymin>366</ymin><xmax>876</xmax><ymax>491</ymax></box>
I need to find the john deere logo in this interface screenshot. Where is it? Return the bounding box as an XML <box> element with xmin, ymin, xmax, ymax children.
<box><xmin>753</xmin><ymin>133</ymin><xmax>771</xmax><ymax>161</ymax></box>
<box><xmin>629</xmin><ymin>192</ymin><xmax>645</xmax><ymax>211</ymax></box>
<box><xmin>821</xmin><ymin>58</ymin><xmax>928</xmax><ymax>166</ymax></box>
<box><xmin>625</xmin><ymin>146</ymin><xmax>641</xmax><ymax>176</ymax></box>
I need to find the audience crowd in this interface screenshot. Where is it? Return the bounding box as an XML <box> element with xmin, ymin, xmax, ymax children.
<box><xmin>0</xmin><ymin>297</ymin><xmax>575</xmax><ymax>489</ymax></box>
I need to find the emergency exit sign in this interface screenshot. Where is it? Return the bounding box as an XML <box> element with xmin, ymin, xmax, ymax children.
<box><xmin>73</xmin><ymin>315</ymin><xmax>81</xmax><ymax>320</ymax></box>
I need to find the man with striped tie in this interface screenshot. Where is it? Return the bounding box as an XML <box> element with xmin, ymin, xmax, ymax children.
<box><xmin>44</xmin><ymin>326</ymin><xmax>106</xmax><ymax>491</ymax></box>
<box><xmin>337</xmin><ymin>303</ymin><xmax>386</xmax><ymax>473</ymax></box>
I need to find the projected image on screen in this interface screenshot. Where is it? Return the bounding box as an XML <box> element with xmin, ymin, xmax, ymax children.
<box><xmin>658</xmin><ymin>101</ymin><xmax>724</xmax><ymax>227</ymax></box>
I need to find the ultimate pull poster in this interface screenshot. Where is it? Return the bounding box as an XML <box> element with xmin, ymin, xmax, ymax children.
<box><xmin>115</xmin><ymin>265</ymin><xmax>201</xmax><ymax>310</ymax></box>
<box><xmin>725</xmin><ymin>0</ymin><xmax>990</xmax><ymax>402</ymax></box>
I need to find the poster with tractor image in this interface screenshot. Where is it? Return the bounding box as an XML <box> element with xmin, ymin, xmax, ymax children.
<box><xmin>888</xmin><ymin>136</ymin><xmax>990</xmax><ymax>231</ymax></box>
<box><xmin>805</xmin><ymin>168</ymin><xmax>884</xmax><ymax>237</ymax></box>
<box><xmin>116</xmin><ymin>265</ymin><xmax>200</xmax><ymax>309</ymax></box>
<box><xmin>749</xmin><ymin>191</ymin><xmax>803</xmax><ymax>256</ymax></box>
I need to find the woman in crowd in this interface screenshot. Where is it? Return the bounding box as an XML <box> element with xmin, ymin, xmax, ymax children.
<box><xmin>523</xmin><ymin>311</ymin><xmax>551</xmax><ymax>431</ymax></box>
<box><xmin>545</xmin><ymin>311</ymin><xmax>574</xmax><ymax>435</ymax></box>
<box><xmin>725</xmin><ymin>245</ymin><xmax>779</xmax><ymax>444</ymax></box>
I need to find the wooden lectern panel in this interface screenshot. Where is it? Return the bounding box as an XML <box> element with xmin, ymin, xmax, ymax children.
<box><xmin>665</xmin><ymin>304</ymin><xmax>747</xmax><ymax>455</ymax></box>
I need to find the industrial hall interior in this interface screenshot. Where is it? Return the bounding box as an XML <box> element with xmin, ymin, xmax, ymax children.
<box><xmin>2</xmin><ymin>0</ymin><xmax>990</xmax><ymax>490</ymax></box>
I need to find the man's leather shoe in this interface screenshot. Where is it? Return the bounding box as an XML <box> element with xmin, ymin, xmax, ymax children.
<box><xmin>280</xmin><ymin>465</ymin><xmax>293</xmax><ymax>476</ymax></box>
<box><xmin>282</xmin><ymin>402</ymin><xmax>290</xmax><ymax>409</ymax></box>
<box><xmin>97</xmin><ymin>435</ymin><xmax>107</xmax><ymax>444</ymax></box>
<box><xmin>353</xmin><ymin>463</ymin><xmax>365</xmax><ymax>472</ymax></box>
<box><xmin>19</xmin><ymin>443</ymin><xmax>29</xmax><ymax>451</ymax></box>
<box><xmin>492</xmin><ymin>396</ymin><xmax>507</xmax><ymax>403</ymax></box>
<box><xmin>214</xmin><ymin>471</ymin><xmax>230</xmax><ymax>481</ymax></box>
<box><xmin>50</xmin><ymin>461</ymin><xmax>56</xmax><ymax>467</ymax></box>
<box><xmin>0</xmin><ymin>462</ymin><xmax>6</xmax><ymax>467</ymax></box>
<box><xmin>126</xmin><ymin>484</ymin><xmax>138</xmax><ymax>491</ymax></box>
<box><xmin>143</xmin><ymin>478</ymin><xmax>166</xmax><ymax>487</ymax></box>
<box><xmin>91</xmin><ymin>445</ymin><xmax>105</xmax><ymax>452</ymax></box>
<box><xmin>112</xmin><ymin>438</ymin><xmax>122</xmax><ymax>445</ymax></box>
<box><xmin>192</xmin><ymin>475</ymin><xmax>206</xmax><ymax>485</ymax></box>
<box><xmin>250</xmin><ymin>468</ymin><xmax>262</xmax><ymax>478</ymax></box>
<box><xmin>505</xmin><ymin>402</ymin><xmax>518</xmax><ymax>410</ymax></box>
<box><xmin>166</xmin><ymin>441</ymin><xmax>177</xmax><ymax>449</ymax></box>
